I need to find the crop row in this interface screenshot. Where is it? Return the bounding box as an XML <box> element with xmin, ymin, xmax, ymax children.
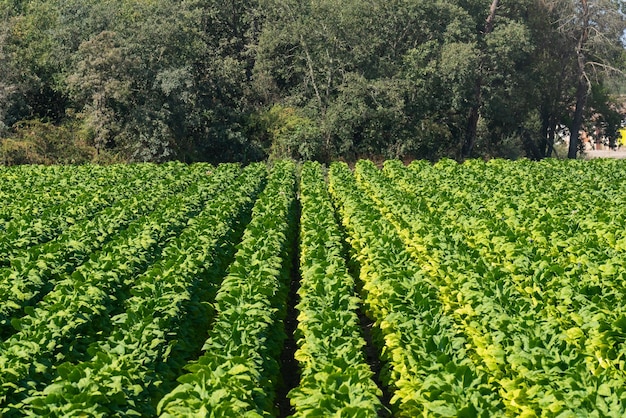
<box><xmin>357</xmin><ymin>159</ymin><xmax>626</xmax><ymax>416</ymax></box>
<box><xmin>0</xmin><ymin>163</ymin><xmax>229</xmax><ymax>412</ymax></box>
<box><xmin>0</xmin><ymin>163</ymin><xmax>201</xmax><ymax>338</ymax></box>
<box><xmin>0</xmin><ymin>164</ymin><xmax>114</xmax><ymax>225</ymax></box>
<box><xmin>19</xmin><ymin>163</ymin><xmax>268</xmax><ymax>416</ymax></box>
<box><xmin>157</xmin><ymin>160</ymin><xmax>297</xmax><ymax>417</ymax></box>
<box><xmin>1</xmin><ymin>159</ymin><xmax>626</xmax><ymax>416</ymax></box>
<box><xmin>0</xmin><ymin>163</ymin><xmax>182</xmax><ymax>264</ymax></box>
<box><xmin>330</xmin><ymin>161</ymin><xmax>509</xmax><ymax>416</ymax></box>
<box><xmin>290</xmin><ymin>161</ymin><xmax>382</xmax><ymax>416</ymax></box>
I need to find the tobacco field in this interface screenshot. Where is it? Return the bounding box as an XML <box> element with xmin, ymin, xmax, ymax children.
<box><xmin>1</xmin><ymin>158</ymin><xmax>626</xmax><ymax>417</ymax></box>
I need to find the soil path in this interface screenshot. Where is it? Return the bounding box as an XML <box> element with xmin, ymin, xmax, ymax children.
<box><xmin>584</xmin><ymin>149</ymin><xmax>626</xmax><ymax>159</ymax></box>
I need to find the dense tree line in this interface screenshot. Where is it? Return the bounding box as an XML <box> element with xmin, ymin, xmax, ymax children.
<box><xmin>0</xmin><ymin>0</ymin><xmax>624</xmax><ymax>164</ymax></box>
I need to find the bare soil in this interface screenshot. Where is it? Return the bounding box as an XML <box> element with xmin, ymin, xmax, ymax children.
<box><xmin>584</xmin><ymin>149</ymin><xmax>626</xmax><ymax>159</ymax></box>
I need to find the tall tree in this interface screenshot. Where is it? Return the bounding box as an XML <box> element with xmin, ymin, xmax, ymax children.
<box><xmin>461</xmin><ymin>0</ymin><xmax>499</xmax><ymax>159</ymax></box>
<box><xmin>529</xmin><ymin>3</ymin><xmax>578</xmax><ymax>158</ymax></box>
<box><xmin>569</xmin><ymin>0</ymin><xmax>593</xmax><ymax>158</ymax></box>
<box><xmin>542</xmin><ymin>0</ymin><xmax>626</xmax><ymax>158</ymax></box>
<box><xmin>254</xmin><ymin>0</ymin><xmax>482</xmax><ymax>160</ymax></box>
<box><xmin>180</xmin><ymin>0</ymin><xmax>264</xmax><ymax>162</ymax></box>
<box><xmin>0</xmin><ymin>7</ymin><xmax>17</xmax><ymax>135</ymax></box>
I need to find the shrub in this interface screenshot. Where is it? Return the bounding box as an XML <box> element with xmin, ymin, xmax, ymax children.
<box><xmin>0</xmin><ymin>119</ymin><xmax>95</xmax><ymax>165</ymax></box>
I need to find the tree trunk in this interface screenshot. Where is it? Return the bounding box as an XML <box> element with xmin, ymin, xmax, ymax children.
<box><xmin>568</xmin><ymin>75</ymin><xmax>587</xmax><ymax>158</ymax></box>
<box><xmin>462</xmin><ymin>97</ymin><xmax>480</xmax><ymax>158</ymax></box>
<box><xmin>461</xmin><ymin>0</ymin><xmax>499</xmax><ymax>159</ymax></box>
<box><xmin>567</xmin><ymin>0</ymin><xmax>590</xmax><ymax>159</ymax></box>
<box><xmin>546</xmin><ymin>119</ymin><xmax>556</xmax><ymax>157</ymax></box>
<box><xmin>539</xmin><ymin>109</ymin><xmax>550</xmax><ymax>158</ymax></box>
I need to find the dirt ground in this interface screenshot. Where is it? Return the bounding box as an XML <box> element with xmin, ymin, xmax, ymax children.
<box><xmin>584</xmin><ymin>149</ymin><xmax>626</xmax><ymax>159</ymax></box>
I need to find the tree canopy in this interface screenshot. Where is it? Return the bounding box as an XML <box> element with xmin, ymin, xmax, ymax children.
<box><xmin>0</xmin><ymin>0</ymin><xmax>624</xmax><ymax>164</ymax></box>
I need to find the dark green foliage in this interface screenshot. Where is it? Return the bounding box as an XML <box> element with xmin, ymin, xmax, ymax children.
<box><xmin>0</xmin><ymin>0</ymin><xmax>624</xmax><ymax>163</ymax></box>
